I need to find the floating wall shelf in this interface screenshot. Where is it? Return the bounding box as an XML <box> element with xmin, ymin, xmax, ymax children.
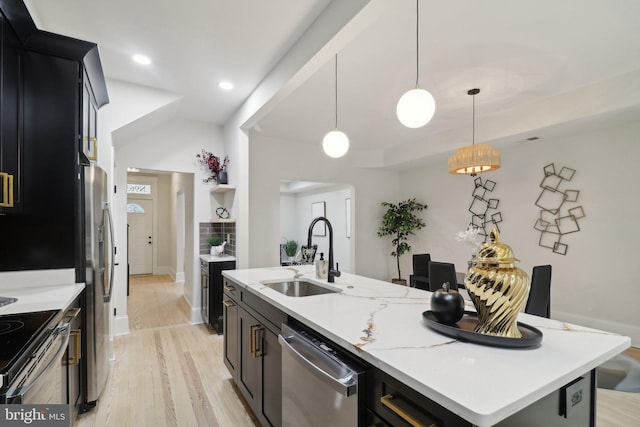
<box><xmin>210</xmin><ymin>184</ymin><xmax>235</xmax><ymax>193</ymax></box>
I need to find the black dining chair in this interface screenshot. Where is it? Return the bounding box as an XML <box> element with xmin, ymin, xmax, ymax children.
<box><xmin>428</xmin><ymin>261</ymin><xmax>458</xmax><ymax>292</ymax></box>
<box><xmin>410</xmin><ymin>253</ymin><xmax>431</xmax><ymax>290</ymax></box>
<box><xmin>525</xmin><ymin>265</ymin><xmax>552</xmax><ymax>318</ymax></box>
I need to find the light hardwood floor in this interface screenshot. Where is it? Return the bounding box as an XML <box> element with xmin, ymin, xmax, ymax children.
<box><xmin>75</xmin><ymin>275</ymin><xmax>259</xmax><ymax>427</ymax></box>
<box><xmin>76</xmin><ymin>275</ymin><xmax>638</xmax><ymax>426</ymax></box>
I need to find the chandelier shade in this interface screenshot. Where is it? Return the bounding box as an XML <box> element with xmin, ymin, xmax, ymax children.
<box><xmin>448</xmin><ymin>88</ymin><xmax>500</xmax><ymax>175</ymax></box>
<box><xmin>448</xmin><ymin>144</ymin><xmax>501</xmax><ymax>175</ymax></box>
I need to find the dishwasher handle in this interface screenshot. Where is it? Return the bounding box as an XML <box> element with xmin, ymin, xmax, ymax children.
<box><xmin>278</xmin><ymin>333</ymin><xmax>358</xmax><ymax>397</ymax></box>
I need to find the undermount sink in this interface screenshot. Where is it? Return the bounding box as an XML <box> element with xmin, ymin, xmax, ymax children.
<box><xmin>261</xmin><ymin>280</ymin><xmax>340</xmax><ymax>297</ymax></box>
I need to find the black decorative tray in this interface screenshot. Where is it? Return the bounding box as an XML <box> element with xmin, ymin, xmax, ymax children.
<box><xmin>422</xmin><ymin>310</ymin><xmax>543</xmax><ymax>348</ymax></box>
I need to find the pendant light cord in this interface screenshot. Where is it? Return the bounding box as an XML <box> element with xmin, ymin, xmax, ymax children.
<box><xmin>415</xmin><ymin>0</ymin><xmax>419</xmax><ymax>88</ymax></box>
<box><xmin>334</xmin><ymin>54</ymin><xmax>338</xmax><ymax>129</ymax></box>
<box><xmin>472</xmin><ymin>91</ymin><xmax>475</xmax><ymax>147</ymax></box>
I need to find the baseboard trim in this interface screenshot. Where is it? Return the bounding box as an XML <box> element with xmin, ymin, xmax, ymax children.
<box><xmin>113</xmin><ymin>314</ymin><xmax>130</xmax><ymax>336</ymax></box>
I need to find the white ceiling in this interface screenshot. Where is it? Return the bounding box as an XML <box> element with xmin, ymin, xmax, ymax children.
<box><xmin>25</xmin><ymin>0</ymin><xmax>332</xmax><ymax>123</ymax></box>
<box><xmin>25</xmin><ymin>0</ymin><xmax>640</xmax><ymax>168</ymax></box>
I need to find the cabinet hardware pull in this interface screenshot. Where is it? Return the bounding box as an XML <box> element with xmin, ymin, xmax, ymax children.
<box><xmin>254</xmin><ymin>326</ymin><xmax>264</xmax><ymax>358</ymax></box>
<box><xmin>68</xmin><ymin>329</ymin><xmax>81</xmax><ymax>365</ymax></box>
<box><xmin>380</xmin><ymin>394</ymin><xmax>437</xmax><ymax>427</ymax></box>
<box><xmin>222</xmin><ymin>300</ymin><xmax>235</xmax><ymax>308</ymax></box>
<box><xmin>224</xmin><ymin>284</ymin><xmax>235</xmax><ymax>292</ymax></box>
<box><xmin>0</xmin><ymin>173</ymin><xmax>14</xmax><ymax>207</ymax></box>
<box><xmin>250</xmin><ymin>325</ymin><xmax>259</xmax><ymax>356</ymax></box>
<box><xmin>63</xmin><ymin>308</ymin><xmax>81</xmax><ymax>320</ymax></box>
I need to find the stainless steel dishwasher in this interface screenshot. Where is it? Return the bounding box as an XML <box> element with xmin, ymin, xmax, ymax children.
<box><xmin>278</xmin><ymin>322</ymin><xmax>366</xmax><ymax>427</ymax></box>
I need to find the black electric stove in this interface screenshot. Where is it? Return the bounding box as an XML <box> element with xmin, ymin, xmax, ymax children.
<box><xmin>0</xmin><ymin>310</ymin><xmax>61</xmax><ymax>390</ymax></box>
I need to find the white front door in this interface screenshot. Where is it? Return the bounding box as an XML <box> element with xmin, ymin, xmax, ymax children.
<box><xmin>128</xmin><ymin>198</ymin><xmax>153</xmax><ymax>275</ymax></box>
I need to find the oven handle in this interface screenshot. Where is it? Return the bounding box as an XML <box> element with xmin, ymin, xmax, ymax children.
<box><xmin>9</xmin><ymin>323</ymin><xmax>70</xmax><ymax>398</ymax></box>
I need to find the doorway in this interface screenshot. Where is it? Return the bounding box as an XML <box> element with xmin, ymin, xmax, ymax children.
<box><xmin>125</xmin><ymin>169</ymin><xmax>191</xmax><ymax>330</ymax></box>
<box><xmin>279</xmin><ymin>180</ymin><xmax>354</xmax><ymax>273</ymax></box>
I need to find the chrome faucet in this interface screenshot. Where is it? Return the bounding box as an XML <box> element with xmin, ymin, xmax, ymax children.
<box><xmin>307</xmin><ymin>216</ymin><xmax>341</xmax><ymax>282</ymax></box>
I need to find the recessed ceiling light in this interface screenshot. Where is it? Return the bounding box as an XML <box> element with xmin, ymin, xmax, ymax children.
<box><xmin>219</xmin><ymin>81</ymin><xmax>234</xmax><ymax>90</ymax></box>
<box><xmin>132</xmin><ymin>54</ymin><xmax>151</xmax><ymax>65</ymax></box>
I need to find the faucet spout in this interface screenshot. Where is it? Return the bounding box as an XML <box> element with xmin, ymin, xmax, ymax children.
<box><xmin>307</xmin><ymin>216</ymin><xmax>340</xmax><ymax>282</ymax></box>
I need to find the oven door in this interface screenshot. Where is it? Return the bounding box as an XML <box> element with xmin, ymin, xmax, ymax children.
<box><xmin>5</xmin><ymin>323</ymin><xmax>70</xmax><ymax>405</ymax></box>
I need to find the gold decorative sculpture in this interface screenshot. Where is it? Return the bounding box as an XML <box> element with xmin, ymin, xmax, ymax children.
<box><xmin>465</xmin><ymin>229</ymin><xmax>530</xmax><ymax>338</ymax></box>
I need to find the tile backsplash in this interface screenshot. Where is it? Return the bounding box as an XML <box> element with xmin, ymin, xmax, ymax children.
<box><xmin>200</xmin><ymin>221</ymin><xmax>236</xmax><ymax>256</ymax></box>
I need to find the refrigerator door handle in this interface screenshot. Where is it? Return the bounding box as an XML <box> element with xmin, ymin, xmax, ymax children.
<box><xmin>103</xmin><ymin>202</ymin><xmax>115</xmax><ymax>303</ymax></box>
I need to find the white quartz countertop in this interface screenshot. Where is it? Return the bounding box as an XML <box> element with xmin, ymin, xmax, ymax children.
<box><xmin>199</xmin><ymin>254</ymin><xmax>236</xmax><ymax>263</ymax></box>
<box><xmin>0</xmin><ymin>282</ymin><xmax>84</xmax><ymax>315</ymax></box>
<box><xmin>223</xmin><ymin>266</ymin><xmax>631</xmax><ymax>427</ymax></box>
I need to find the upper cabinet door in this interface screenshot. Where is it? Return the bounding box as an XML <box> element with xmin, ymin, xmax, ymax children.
<box><xmin>0</xmin><ymin>14</ymin><xmax>23</xmax><ymax>214</ymax></box>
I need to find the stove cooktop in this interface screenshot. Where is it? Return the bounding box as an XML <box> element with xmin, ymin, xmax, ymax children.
<box><xmin>0</xmin><ymin>310</ymin><xmax>60</xmax><ymax>388</ymax></box>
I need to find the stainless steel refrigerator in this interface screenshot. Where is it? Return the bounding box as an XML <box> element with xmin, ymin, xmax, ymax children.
<box><xmin>83</xmin><ymin>164</ymin><xmax>114</xmax><ymax>408</ymax></box>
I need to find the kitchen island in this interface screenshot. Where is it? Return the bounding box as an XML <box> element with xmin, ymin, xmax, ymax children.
<box><xmin>222</xmin><ymin>266</ymin><xmax>630</xmax><ymax>427</ymax></box>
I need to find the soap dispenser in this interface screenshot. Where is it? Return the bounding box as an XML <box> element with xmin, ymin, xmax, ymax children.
<box><xmin>315</xmin><ymin>252</ymin><xmax>328</xmax><ymax>280</ymax></box>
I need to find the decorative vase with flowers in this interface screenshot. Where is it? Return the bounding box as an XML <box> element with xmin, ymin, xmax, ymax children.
<box><xmin>196</xmin><ymin>149</ymin><xmax>229</xmax><ymax>184</ymax></box>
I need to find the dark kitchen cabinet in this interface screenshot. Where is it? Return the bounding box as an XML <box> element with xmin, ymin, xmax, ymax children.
<box><xmin>0</xmin><ymin>0</ymin><xmax>108</xmax><ymax>274</ymax></box>
<box><xmin>201</xmin><ymin>259</ymin><xmax>236</xmax><ymax>333</ymax></box>
<box><xmin>63</xmin><ymin>295</ymin><xmax>83</xmax><ymax>425</ymax></box>
<box><xmin>0</xmin><ymin>12</ymin><xmax>22</xmax><ymax>214</ymax></box>
<box><xmin>225</xmin><ymin>277</ymin><xmax>285</xmax><ymax>427</ymax></box>
<box><xmin>223</xmin><ymin>278</ymin><xmax>239</xmax><ymax>381</ymax></box>
<box><xmin>237</xmin><ymin>306</ymin><xmax>282</xmax><ymax>427</ymax></box>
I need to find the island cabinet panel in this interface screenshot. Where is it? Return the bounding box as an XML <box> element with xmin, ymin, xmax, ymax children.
<box><xmin>226</xmin><ymin>277</ymin><xmax>285</xmax><ymax>427</ymax></box>
<box><xmin>368</xmin><ymin>367</ymin><xmax>470</xmax><ymax>427</ymax></box>
<box><xmin>238</xmin><ymin>306</ymin><xmax>260</xmax><ymax>407</ymax></box>
<box><xmin>368</xmin><ymin>365</ymin><xmax>595</xmax><ymax>427</ymax></box>
<box><xmin>222</xmin><ymin>278</ymin><xmax>239</xmax><ymax>380</ymax></box>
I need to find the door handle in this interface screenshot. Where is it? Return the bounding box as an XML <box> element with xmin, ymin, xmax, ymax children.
<box><xmin>222</xmin><ymin>300</ymin><xmax>235</xmax><ymax>308</ymax></box>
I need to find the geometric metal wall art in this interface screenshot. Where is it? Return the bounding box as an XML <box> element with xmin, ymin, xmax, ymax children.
<box><xmin>468</xmin><ymin>177</ymin><xmax>502</xmax><ymax>243</ymax></box>
<box><xmin>533</xmin><ymin>163</ymin><xmax>585</xmax><ymax>255</ymax></box>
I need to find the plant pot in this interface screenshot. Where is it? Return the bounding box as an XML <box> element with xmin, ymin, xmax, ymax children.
<box><xmin>391</xmin><ymin>279</ymin><xmax>407</xmax><ymax>286</ymax></box>
<box><xmin>218</xmin><ymin>171</ymin><xmax>228</xmax><ymax>185</ymax></box>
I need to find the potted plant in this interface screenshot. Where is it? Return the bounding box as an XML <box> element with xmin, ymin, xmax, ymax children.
<box><xmin>377</xmin><ymin>198</ymin><xmax>427</xmax><ymax>285</ymax></box>
<box><xmin>196</xmin><ymin>149</ymin><xmax>229</xmax><ymax>184</ymax></box>
<box><xmin>283</xmin><ymin>240</ymin><xmax>298</xmax><ymax>262</ymax></box>
<box><xmin>208</xmin><ymin>236</ymin><xmax>226</xmax><ymax>256</ymax></box>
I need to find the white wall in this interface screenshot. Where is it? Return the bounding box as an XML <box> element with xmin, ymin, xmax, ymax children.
<box><xmin>281</xmin><ymin>186</ymin><xmax>353</xmax><ymax>273</ymax></box>
<box><xmin>398</xmin><ymin>118</ymin><xmax>640</xmax><ymax>345</ymax></box>
<box><xmin>249</xmin><ymin>133</ymin><xmax>398</xmax><ymax>280</ymax></box>
<box><xmin>279</xmin><ymin>194</ymin><xmax>298</xmax><ymax>245</ymax></box>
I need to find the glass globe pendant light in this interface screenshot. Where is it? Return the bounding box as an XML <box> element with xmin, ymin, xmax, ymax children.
<box><xmin>396</xmin><ymin>0</ymin><xmax>436</xmax><ymax>128</ymax></box>
<box><xmin>323</xmin><ymin>54</ymin><xmax>349</xmax><ymax>158</ymax></box>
